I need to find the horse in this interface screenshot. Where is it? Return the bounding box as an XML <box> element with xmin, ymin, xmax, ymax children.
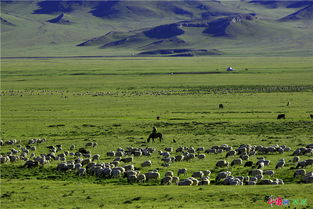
<box><xmin>147</xmin><ymin>132</ymin><xmax>163</xmax><ymax>142</ymax></box>
<box><xmin>219</xmin><ymin>104</ymin><xmax>224</xmax><ymax>109</ymax></box>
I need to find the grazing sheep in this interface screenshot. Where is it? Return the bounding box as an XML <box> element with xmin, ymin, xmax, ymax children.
<box><xmin>133</xmin><ymin>150</ymin><xmax>142</xmax><ymax>157</ymax></box>
<box><xmin>175</xmin><ymin>155</ymin><xmax>184</xmax><ymax>162</ymax></box>
<box><xmin>244</xmin><ymin>161</ymin><xmax>253</xmax><ymax>167</ymax></box>
<box><xmin>305</xmin><ymin>159</ymin><xmax>313</xmax><ymax>166</ymax></box>
<box><xmin>92</xmin><ymin>154</ymin><xmax>100</xmax><ymax>161</ymax></box>
<box><xmin>107</xmin><ymin>151</ymin><xmax>115</xmax><ymax>157</ymax></box>
<box><xmin>263</xmin><ymin>170</ymin><xmax>275</xmax><ymax>177</ymax></box>
<box><xmin>188</xmin><ymin>177</ymin><xmax>199</xmax><ymax>186</ymax></box>
<box><xmin>124</xmin><ymin>164</ymin><xmax>134</xmax><ymax>171</ymax></box>
<box><xmin>161</xmin><ymin>176</ymin><xmax>173</xmax><ymax>185</ymax></box>
<box><xmin>128</xmin><ymin>175</ymin><xmax>137</xmax><ymax>184</ymax></box>
<box><xmin>116</xmin><ymin>151</ymin><xmax>124</xmax><ymax>157</ymax></box>
<box><xmin>82</xmin><ymin>159</ymin><xmax>91</xmax><ymax>166</ymax></box>
<box><xmin>202</xmin><ymin>170</ymin><xmax>211</xmax><ymax>176</ymax></box>
<box><xmin>225</xmin><ymin>150</ymin><xmax>236</xmax><ymax>158</ymax></box>
<box><xmin>259</xmin><ymin>179</ymin><xmax>273</xmax><ymax>185</ymax></box>
<box><xmin>85</xmin><ymin>142</ymin><xmax>97</xmax><ymax>147</ymax></box>
<box><xmin>192</xmin><ymin>171</ymin><xmax>204</xmax><ymax>179</ymax></box>
<box><xmin>247</xmin><ymin>181</ymin><xmax>256</xmax><ymax>185</ymax></box>
<box><xmin>196</xmin><ymin>147</ymin><xmax>205</xmax><ymax>152</ymax></box>
<box><xmin>275</xmin><ymin>159</ymin><xmax>285</xmax><ymax>169</ymax></box>
<box><xmin>70</xmin><ymin>145</ymin><xmax>75</xmax><ymax>150</ymax></box>
<box><xmin>165</xmin><ymin>147</ymin><xmax>173</xmax><ymax>152</ymax></box>
<box><xmin>177</xmin><ymin>168</ymin><xmax>188</xmax><ymax>176</ymax></box>
<box><xmin>23</xmin><ymin>160</ymin><xmax>39</xmax><ymax>168</ymax></box>
<box><xmin>137</xmin><ymin>173</ymin><xmax>146</xmax><ymax>183</ymax></box>
<box><xmin>178</xmin><ymin>179</ymin><xmax>193</xmax><ymax>186</ymax></box>
<box><xmin>197</xmin><ymin>154</ymin><xmax>206</xmax><ymax>159</ymax></box>
<box><xmin>162</xmin><ymin>157</ymin><xmax>172</xmax><ymax>163</ymax></box>
<box><xmin>216</xmin><ymin>160</ymin><xmax>229</xmax><ymax>168</ymax></box>
<box><xmin>200</xmin><ymin>179</ymin><xmax>210</xmax><ymax>185</ymax></box>
<box><xmin>75</xmin><ymin>163</ymin><xmax>82</xmax><ymax>170</ymax></box>
<box><xmin>292</xmin><ymin>156</ymin><xmax>300</xmax><ymax>163</ymax></box>
<box><xmin>216</xmin><ymin>171</ymin><xmax>231</xmax><ymax>182</ymax></box>
<box><xmin>240</xmin><ymin>155</ymin><xmax>249</xmax><ymax>161</ymax></box>
<box><xmin>296</xmin><ymin>161</ymin><xmax>307</xmax><ymax>168</ymax></box>
<box><xmin>294</xmin><ymin>169</ymin><xmax>306</xmax><ymax>178</ymax></box>
<box><xmin>176</xmin><ymin>147</ymin><xmax>183</xmax><ymax>153</ymax></box>
<box><xmin>172</xmin><ymin>176</ymin><xmax>180</xmax><ymax>185</ymax></box>
<box><xmin>77</xmin><ymin>168</ymin><xmax>86</xmax><ymax>176</ymax></box>
<box><xmin>249</xmin><ymin>169</ymin><xmax>263</xmax><ymax>176</ymax></box>
<box><xmin>121</xmin><ymin>157</ymin><xmax>133</xmax><ymax>163</ymax></box>
<box><xmin>257</xmin><ymin>162</ymin><xmax>264</xmax><ymax>169</ymax></box>
<box><xmin>112</xmin><ymin>168</ymin><xmax>124</xmax><ymax>178</ymax></box>
<box><xmin>161</xmin><ymin>163</ymin><xmax>170</xmax><ymax>167</ymax></box>
<box><xmin>255</xmin><ymin>174</ymin><xmax>263</xmax><ymax>180</ymax></box>
<box><xmin>161</xmin><ymin>152</ymin><xmax>171</xmax><ymax>158</ymax></box>
<box><xmin>231</xmin><ymin>158</ymin><xmax>242</xmax><ymax>166</ymax></box>
<box><xmin>145</xmin><ymin>172</ymin><xmax>160</xmax><ymax>182</ymax></box>
<box><xmin>165</xmin><ymin>171</ymin><xmax>174</xmax><ymax>177</ymax></box>
<box><xmin>141</xmin><ymin>160</ymin><xmax>152</xmax><ymax>167</ymax></box>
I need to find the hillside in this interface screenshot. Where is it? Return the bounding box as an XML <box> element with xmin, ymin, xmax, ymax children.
<box><xmin>1</xmin><ymin>0</ymin><xmax>312</xmax><ymax>57</ymax></box>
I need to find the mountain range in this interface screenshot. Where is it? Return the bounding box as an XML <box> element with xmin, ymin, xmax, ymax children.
<box><xmin>1</xmin><ymin>0</ymin><xmax>313</xmax><ymax>57</ymax></box>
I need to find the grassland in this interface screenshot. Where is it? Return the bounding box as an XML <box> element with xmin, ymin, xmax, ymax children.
<box><xmin>1</xmin><ymin>57</ymin><xmax>313</xmax><ymax>209</ymax></box>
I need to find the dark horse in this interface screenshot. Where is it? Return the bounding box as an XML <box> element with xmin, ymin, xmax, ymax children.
<box><xmin>147</xmin><ymin>132</ymin><xmax>163</xmax><ymax>142</ymax></box>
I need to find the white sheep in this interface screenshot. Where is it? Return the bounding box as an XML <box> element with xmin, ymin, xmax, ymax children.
<box><xmin>137</xmin><ymin>173</ymin><xmax>146</xmax><ymax>183</ymax></box>
<box><xmin>128</xmin><ymin>175</ymin><xmax>137</xmax><ymax>184</ymax></box>
<box><xmin>202</xmin><ymin>170</ymin><xmax>211</xmax><ymax>176</ymax></box>
<box><xmin>275</xmin><ymin>159</ymin><xmax>285</xmax><ymax>169</ymax></box>
<box><xmin>177</xmin><ymin>168</ymin><xmax>187</xmax><ymax>176</ymax></box>
<box><xmin>92</xmin><ymin>154</ymin><xmax>100</xmax><ymax>161</ymax></box>
<box><xmin>145</xmin><ymin>172</ymin><xmax>160</xmax><ymax>182</ymax></box>
<box><xmin>161</xmin><ymin>176</ymin><xmax>172</xmax><ymax>185</ymax></box>
<box><xmin>231</xmin><ymin>158</ymin><xmax>242</xmax><ymax>166</ymax></box>
<box><xmin>165</xmin><ymin>171</ymin><xmax>174</xmax><ymax>177</ymax></box>
<box><xmin>187</xmin><ymin>177</ymin><xmax>199</xmax><ymax>186</ymax></box>
<box><xmin>197</xmin><ymin>154</ymin><xmax>206</xmax><ymax>159</ymax></box>
<box><xmin>263</xmin><ymin>170</ymin><xmax>275</xmax><ymax>176</ymax></box>
<box><xmin>178</xmin><ymin>179</ymin><xmax>193</xmax><ymax>186</ymax></box>
<box><xmin>292</xmin><ymin>156</ymin><xmax>300</xmax><ymax>163</ymax></box>
<box><xmin>192</xmin><ymin>171</ymin><xmax>204</xmax><ymax>179</ymax></box>
<box><xmin>141</xmin><ymin>160</ymin><xmax>152</xmax><ymax>167</ymax></box>
<box><xmin>249</xmin><ymin>169</ymin><xmax>263</xmax><ymax>176</ymax></box>
<box><xmin>294</xmin><ymin>169</ymin><xmax>306</xmax><ymax>178</ymax></box>
<box><xmin>77</xmin><ymin>168</ymin><xmax>86</xmax><ymax>176</ymax></box>
<box><xmin>172</xmin><ymin>176</ymin><xmax>180</xmax><ymax>185</ymax></box>
<box><xmin>216</xmin><ymin>171</ymin><xmax>231</xmax><ymax>181</ymax></box>
<box><xmin>216</xmin><ymin>160</ymin><xmax>229</xmax><ymax>168</ymax></box>
<box><xmin>165</xmin><ymin>147</ymin><xmax>173</xmax><ymax>152</ymax></box>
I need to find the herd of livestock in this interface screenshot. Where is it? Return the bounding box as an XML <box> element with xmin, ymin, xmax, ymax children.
<box><xmin>1</xmin><ymin>138</ymin><xmax>313</xmax><ymax>186</ymax></box>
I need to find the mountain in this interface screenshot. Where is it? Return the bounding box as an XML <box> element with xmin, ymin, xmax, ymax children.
<box><xmin>248</xmin><ymin>0</ymin><xmax>313</xmax><ymax>8</ymax></box>
<box><xmin>46</xmin><ymin>13</ymin><xmax>72</xmax><ymax>24</ymax></box>
<box><xmin>1</xmin><ymin>0</ymin><xmax>313</xmax><ymax>57</ymax></box>
<box><xmin>280</xmin><ymin>5</ymin><xmax>313</xmax><ymax>21</ymax></box>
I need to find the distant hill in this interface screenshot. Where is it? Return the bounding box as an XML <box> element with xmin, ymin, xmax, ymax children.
<box><xmin>280</xmin><ymin>5</ymin><xmax>313</xmax><ymax>21</ymax></box>
<box><xmin>1</xmin><ymin>0</ymin><xmax>313</xmax><ymax>57</ymax></box>
<box><xmin>248</xmin><ymin>0</ymin><xmax>313</xmax><ymax>8</ymax></box>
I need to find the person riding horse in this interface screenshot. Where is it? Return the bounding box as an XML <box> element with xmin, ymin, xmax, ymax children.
<box><xmin>147</xmin><ymin>127</ymin><xmax>163</xmax><ymax>142</ymax></box>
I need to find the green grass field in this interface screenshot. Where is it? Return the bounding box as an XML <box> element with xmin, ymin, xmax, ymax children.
<box><xmin>1</xmin><ymin>57</ymin><xmax>313</xmax><ymax>209</ymax></box>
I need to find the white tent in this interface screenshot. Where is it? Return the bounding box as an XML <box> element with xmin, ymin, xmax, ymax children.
<box><xmin>226</xmin><ymin>67</ymin><xmax>234</xmax><ymax>71</ymax></box>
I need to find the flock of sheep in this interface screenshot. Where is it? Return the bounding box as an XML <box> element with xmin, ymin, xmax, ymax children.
<box><xmin>1</xmin><ymin>138</ymin><xmax>313</xmax><ymax>186</ymax></box>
